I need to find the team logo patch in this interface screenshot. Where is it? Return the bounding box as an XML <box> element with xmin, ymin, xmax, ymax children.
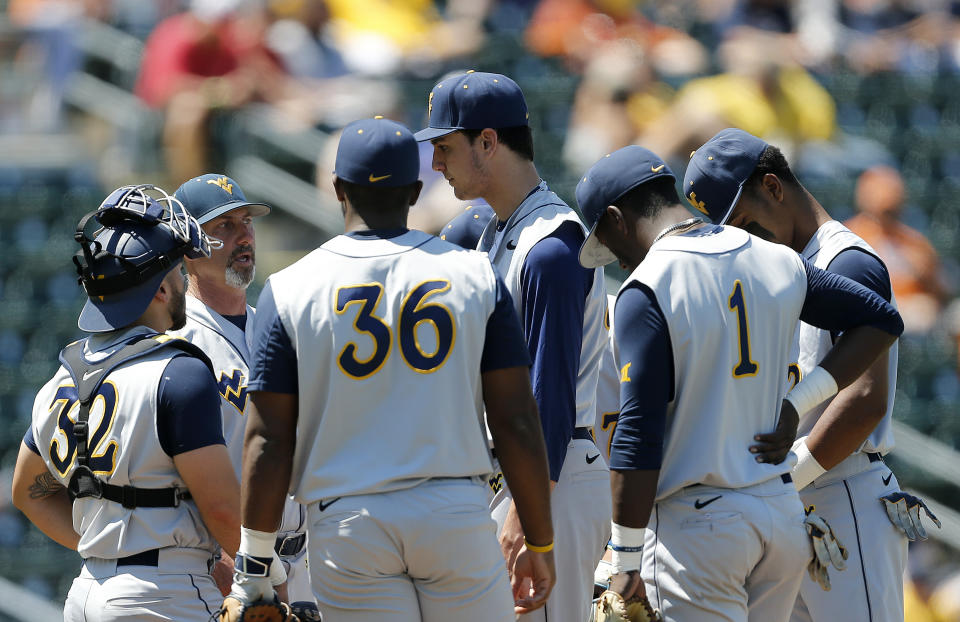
<box><xmin>218</xmin><ymin>370</ymin><xmax>248</xmax><ymax>413</ymax></box>
<box><xmin>207</xmin><ymin>177</ymin><xmax>234</xmax><ymax>195</ymax></box>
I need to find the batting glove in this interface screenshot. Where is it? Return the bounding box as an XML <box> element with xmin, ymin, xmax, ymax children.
<box><xmin>880</xmin><ymin>492</ymin><xmax>942</xmax><ymax>541</ymax></box>
<box><xmin>804</xmin><ymin>507</ymin><xmax>848</xmax><ymax>591</ymax></box>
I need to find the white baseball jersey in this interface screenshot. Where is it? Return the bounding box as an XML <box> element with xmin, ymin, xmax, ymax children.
<box><xmin>623</xmin><ymin>225</ymin><xmax>806</xmax><ymax>499</ymax></box>
<box><xmin>478</xmin><ymin>181</ymin><xmax>606</xmax><ymax>429</ymax></box>
<box><xmin>266</xmin><ymin>230</ymin><xmax>502</xmax><ymax>503</ymax></box>
<box><xmin>796</xmin><ymin>220</ymin><xmax>898</xmax><ymax>455</ymax></box>
<box><xmin>594</xmin><ymin>294</ymin><xmax>619</xmax><ymax>462</ymax></box>
<box><xmin>30</xmin><ymin>326</ymin><xmax>218</xmax><ymax>559</ymax></box>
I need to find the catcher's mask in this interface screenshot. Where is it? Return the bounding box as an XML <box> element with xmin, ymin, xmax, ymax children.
<box><xmin>73</xmin><ymin>184</ymin><xmax>221</xmax><ymax>332</ymax></box>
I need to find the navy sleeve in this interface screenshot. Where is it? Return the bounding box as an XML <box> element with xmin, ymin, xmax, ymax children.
<box><xmin>520</xmin><ymin>221</ymin><xmax>594</xmax><ymax>481</ymax></box>
<box><xmin>826</xmin><ymin>248</ymin><xmax>892</xmax><ymax>302</ymax></box>
<box><xmin>156</xmin><ymin>355</ymin><xmax>225</xmax><ymax>456</ymax></box>
<box><xmin>248</xmin><ymin>281</ymin><xmax>298</xmax><ymax>394</ymax></box>
<box><xmin>609</xmin><ymin>282</ymin><xmax>673</xmax><ymax>471</ymax></box>
<box><xmin>481</xmin><ymin>274</ymin><xmax>532</xmax><ymax>372</ymax></box>
<box><xmin>800</xmin><ymin>258</ymin><xmax>904</xmax><ymax>337</ymax></box>
<box><xmin>23</xmin><ymin>426</ymin><xmax>40</xmax><ymax>455</ymax></box>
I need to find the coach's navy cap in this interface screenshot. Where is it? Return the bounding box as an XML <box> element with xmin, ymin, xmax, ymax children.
<box><xmin>414</xmin><ymin>72</ymin><xmax>529</xmax><ymax>142</ymax></box>
<box><xmin>576</xmin><ymin>146</ymin><xmax>675</xmax><ymax>268</ymax></box>
<box><xmin>683</xmin><ymin>128</ymin><xmax>768</xmax><ymax>224</ymax></box>
<box><xmin>439</xmin><ymin>203</ymin><xmax>494</xmax><ymax>249</ymax></box>
<box><xmin>78</xmin><ymin>225</ymin><xmax>179</xmax><ymax>333</ymax></box>
<box><xmin>335</xmin><ymin>117</ymin><xmax>420</xmax><ymax>187</ymax></box>
<box><xmin>174</xmin><ymin>174</ymin><xmax>270</xmax><ymax>225</ymax></box>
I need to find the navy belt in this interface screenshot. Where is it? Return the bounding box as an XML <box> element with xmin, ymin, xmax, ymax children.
<box><xmin>275</xmin><ymin>533</ymin><xmax>306</xmax><ymax>557</ymax></box>
<box><xmin>117</xmin><ymin>549</ymin><xmax>159</xmax><ymax>567</ymax></box>
<box><xmin>781</xmin><ymin>473</ymin><xmax>792</xmax><ymax>484</ymax></box>
<box><xmin>867</xmin><ymin>452</ymin><xmax>883</xmax><ymax>463</ymax></box>
<box><xmin>573</xmin><ymin>427</ymin><xmax>593</xmax><ymax>442</ymax></box>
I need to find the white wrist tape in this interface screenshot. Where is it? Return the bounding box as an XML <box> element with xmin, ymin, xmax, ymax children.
<box><xmin>610</xmin><ymin>523</ymin><xmax>646</xmax><ymax>573</ymax></box>
<box><xmin>239</xmin><ymin>526</ymin><xmax>277</xmax><ymax>559</ymax></box>
<box><xmin>784</xmin><ymin>366</ymin><xmax>839</xmax><ymax>417</ymax></box>
<box><xmin>792</xmin><ymin>437</ymin><xmax>826</xmax><ymax>491</ymax></box>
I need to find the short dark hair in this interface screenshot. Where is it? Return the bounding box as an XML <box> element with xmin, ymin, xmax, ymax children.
<box><xmin>616</xmin><ymin>176</ymin><xmax>680</xmax><ymax>220</ymax></box>
<box><xmin>462</xmin><ymin>126</ymin><xmax>534</xmax><ymax>161</ymax></box>
<box><xmin>340</xmin><ymin>179</ymin><xmax>419</xmax><ymax>211</ymax></box>
<box><xmin>743</xmin><ymin>145</ymin><xmax>801</xmax><ymax>195</ymax></box>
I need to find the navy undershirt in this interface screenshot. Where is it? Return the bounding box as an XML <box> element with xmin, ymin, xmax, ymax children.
<box><xmin>24</xmin><ymin>354</ymin><xmax>224</xmax><ymax>458</ymax></box>
<box><xmin>222</xmin><ymin>314</ymin><xmax>246</xmax><ymax>331</ymax></box>
<box><xmin>520</xmin><ymin>221</ymin><xmax>594</xmax><ymax>481</ymax></box>
<box><xmin>248</xmin><ymin>246</ymin><xmax>531</xmax><ymax>394</ymax></box>
<box><xmin>609</xmin><ymin>257</ymin><xmax>903</xmax><ymax>472</ymax></box>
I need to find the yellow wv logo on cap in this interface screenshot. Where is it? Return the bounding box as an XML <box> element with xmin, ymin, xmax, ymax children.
<box><xmin>428</xmin><ymin>91</ymin><xmax>434</xmax><ymax>116</ymax></box>
<box><xmin>207</xmin><ymin>177</ymin><xmax>233</xmax><ymax>194</ymax></box>
<box><xmin>687</xmin><ymin>191</ymin><xmax>708</xmax><ymax>216</ymax></box>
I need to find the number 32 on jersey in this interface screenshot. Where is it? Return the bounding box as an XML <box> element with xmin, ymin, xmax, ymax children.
<box><xmin>335</xmin><ymin>280</ymin><xmax>456</xmax><ymax>379</ymax></box>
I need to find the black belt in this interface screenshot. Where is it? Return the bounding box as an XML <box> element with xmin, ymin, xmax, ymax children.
<box><xmin>275</xmin><ymin>533</ymin><xmax>306</xmax><ymax>557</ymax></box>
<box><xmin>98</xmin><ymin>482</ymin><xmax>190</xmax><ymax>509</ymax></box>
<box><xmin>867</xmin><ymin>452</ymin><xmax>883</xmax><ymax>463</ymax></box>
<box><xmin>117</xmin><ymin>549</ymin><xmax>159</xmax><ymax>567</ymax></box>
<box><xmin>781</xmin><ymin>473</ymin><xmax>792</xmax><ymax>484</ymax></box>
<box><xmin>573</xmin><ymin>427</ymin><xmax>593</xmax><ymax>441</ymax></box>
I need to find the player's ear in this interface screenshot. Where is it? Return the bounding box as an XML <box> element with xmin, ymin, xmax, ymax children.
<box><xmin>480</xmin><ymin>128</ymin><xmax>497</xmax><ymax>153</ymax></box>
<box><xmin>762</xmin><ymin>173</ymin><xmax>784</xmax><ymax>203</ymax></box>
<box><xmin>408</xmin><ymin>180</ymin><xmax>424</xmax><ymax>207</ymax></box>
<box><xmin>605</xmin><ymin>205</ymin><xmax>627</xmax><ymax>234</ymax></box>
<box><xmin>333</xmin><ymin>175</ymin><xmax>346</xmax><ymax>202</ymax></box>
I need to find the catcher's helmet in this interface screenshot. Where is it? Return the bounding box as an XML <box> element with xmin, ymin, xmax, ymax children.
<box><xmin>73</xmin><ymin>184</ymin><xmax>220</xmax><ymax>332</ymax></box>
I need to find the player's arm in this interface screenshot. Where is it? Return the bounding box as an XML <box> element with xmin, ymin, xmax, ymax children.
<box><xmin>11</xmin><ymin>435</ymin><xmax>78</xmax><ymax>550</ymax></box>
<box><xmin>520</xmin><ymin>221</ymin><xmax>594</xmax><ymax>483</ymax></box>
<box><xmin>607</xmin><ymin>283</ymin><xmax>673</xmax><ymax>601</ymax></box>
<box><xmin>160</xmin><ymin>355</ymin><xmax>240</xmax><ymax>556</ymax></box>
<box><xmin>482</xmin><ymin>274</ymin><xmax>555</xmax><ymax>614</ymax></box>
<box><xmin>753</xmin><ymin>258</ymin><xmax>903</xmax><ymax>484</ymax></box>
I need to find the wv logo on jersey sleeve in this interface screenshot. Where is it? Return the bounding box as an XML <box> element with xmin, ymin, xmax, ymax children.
<box><xmin>218</xmin><ymin>370</ymin><xmax>248</xmax><ymax>414</ymax></box>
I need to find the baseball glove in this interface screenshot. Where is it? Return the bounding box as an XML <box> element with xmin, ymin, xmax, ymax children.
<box><xmin>592</xmin><ymin>590</ymin><xmax>662</xmax><ymax>622</ymax></box>
<box><xmin>219</xmin><ymin>595</ymin><xmax>299</xmax><ymax>622</ymax></box>
<box><xmin>289</xmin><ymin>602</ymin><xmax>321</xmax><ymax>622</ymax></box>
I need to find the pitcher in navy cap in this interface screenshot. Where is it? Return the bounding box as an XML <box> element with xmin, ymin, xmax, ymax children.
<box><xmin>686</xmin><ymin>128</ymin><xmax>921</xmax><ymax>622</ymax></box>
<box><xmin>419</xmin><ymin>72</ymin><xmax>612</xmax><ymax>622</ymax></box>
<box><xmin>231</xmin><ymin>115</ymin><xmax>557</xmax><ymax>620</ymax></box>
<box><xmin>579</xmin><ymin>141</ymin><xmax>904</xmax><ymax>622</ymax></box>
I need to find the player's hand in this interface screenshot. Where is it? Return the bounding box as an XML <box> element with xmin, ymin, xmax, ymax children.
<box><xmin>606</xmin><ymin>570</ymin><xmax>645</xmax><ymax>602</ymax></box>
<box><xmin>498</xmin><ymin>500</ymin><xmax>525</xmax><ymax>576</ymax></box>
<box><xmin>881</xmin><ymin>492</ymin><xmax>942</xmax><ymax>541</ymax></box>
<box><xmin>213</xmin><ymin>552</ymin><xmax>235</xmax><ymax>596</ymax></box>
<box><xmin>804</xmin><ymin>507</ymin><xmax>847</xmax><ymax>591</ymax></box>
<box><xmin>750</xmin><ymin>400</ymin><xmax>799</xmax><ymax>464</ymax></box>
<box><xmin>511</xmin><ymin>547</ymin><xmax>555</xmax><ymax>614</ymax></box>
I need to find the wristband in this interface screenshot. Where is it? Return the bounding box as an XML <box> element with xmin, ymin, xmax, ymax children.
<box><xmin>524</xmin><ymin>538</ymin><xmax>554</xmax><ymax>553</ymax></box>
<box><xmin>791</xmin><ymin>437</ymin><xmax>826</xmax><ymax>491</ymax></box>
<box><xmin>240</xmin><ymin>525</ymin><xmax>278</xmax><ymax>559</ymax></box>
<box><xmin>610</xmin><ymin>522</ymin><xmax>645</xmax><ymax>573</ymax></box>
<box><xmin>784</xmin><ymin>366</ymin><xmax>838</xmax><ymax>417</ymax></box>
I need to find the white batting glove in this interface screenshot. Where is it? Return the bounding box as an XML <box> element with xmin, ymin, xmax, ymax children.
<box><xmin>804</xmin><ymin>507</ymin><xmax>848</xmax><ymax>591</ymax></box>
<box><xmin>880</xmin><ymin>492</ymin><xmax>942</xmax><ymax>541</ymax></box>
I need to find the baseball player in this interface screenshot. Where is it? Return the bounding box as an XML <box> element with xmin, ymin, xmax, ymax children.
<box><xmin>576</xmin><ymin>145</ymin><xmax>904</xmax><ymax>622</ymax></box>
<box><xmin>11</xmin><ymin>185</ymin><xmax>247</xmax><ymax>621</ymax></box>
<box><xmin>221</xmin><ymin>117</ymin><xmax>556</xmax><ymax>621</ymax></box>
<box><xmin>439</xmin><ymin>202</ymin><xmax>495</xmax><ymax>247</ymax></box>
<box><xmin>170</xmin><ymin>173</ymin><xmax>314</xmax><ymax>608</ymax></box>
<box><xmin>685</xmin><ymin>128</ymin><xmax>939</xmax><ymax>622</ymax></box>
<box><xmin>417</xmin><ymin>71</ymin><xmax>610</xmax><ymax>622</ymax></box>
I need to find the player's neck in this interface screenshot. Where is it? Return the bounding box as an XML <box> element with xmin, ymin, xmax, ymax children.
<box><xmin>484</xmin><ymin>160</ymin><xmax>541</xmax><ymax>223</ymax></box>
<box><xmin>792</xmin><ymin>188</ymin><xmax>833</xmax><ymax>253</ymax></box>
<box><xmin>187</xmin><ymin>277</ymin><xmax>247</xmax><ymax>317</ymax></box>
<box><xmin>343</xmin><ymin>205</ymin><xmax>408</xmax><ymax>233</ymax></box>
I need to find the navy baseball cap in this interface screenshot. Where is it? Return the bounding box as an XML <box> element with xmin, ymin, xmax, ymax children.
<box><xmin>78</xmin><ymin>224</ymin><xmax>181</xmax><ymax>333</ymax></box>
<box><xmin>175</xmin><ymin>174</ymin><xmax>270</xmax><ymax>225</ymax></box>
<box><xmin>683</xmin><ymin>128</ymin><xmax>768</xmax><ymax>224</ymax></box>
<box><xmin>414</xmin><ymin>72</ymin><xmax>529</xmax><ymax>142</ymax></box>
<box><xmin>576</xmin><ymin>146</ymin><xmax>676</xmax><ymax>268</ymax></box>
<box><xmin>335</xmin><ymin>117</ymin><xmax>420</xmax><ymax>187</ymax></box>
<box><xmin>439</xmin><ymin>203</ymin><xmax>495</xmax><ymax>249</ymax></box>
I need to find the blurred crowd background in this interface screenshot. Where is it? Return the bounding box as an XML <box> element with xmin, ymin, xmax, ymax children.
<box><xmin>0</xmin><ymin>0</ymin><xmax>959</xmax><ymax>619</ymax></box>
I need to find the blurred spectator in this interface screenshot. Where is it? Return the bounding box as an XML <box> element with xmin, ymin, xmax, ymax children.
<box><xmin>845</xmin><ymin>165</ymin><xmax>949</xmax><ymax>333</ymax></box>
<box><xmin>135</xmin><ymin>0</ymin><xmax>291</xmax><ymax>184</ymax></box>
<box><xmin>638</xmin><ymin>30</ymin><xmax>836</xmax><ymax>162</ymax></box>
<box><xmin>324</xmin><ymin>0</ymin><xmax>491</xmax><ymax>76</ymax></box>
<box><xmin>264</xmin><ymin>0</ymin><xmax>348</xmax><ymax>80</ymax></box>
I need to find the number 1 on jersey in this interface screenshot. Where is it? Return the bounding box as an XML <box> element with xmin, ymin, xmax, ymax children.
<box><xmin>728</xmin><ymin>280</ymin><xmax>759</xmax><ymax>377</ymax></box>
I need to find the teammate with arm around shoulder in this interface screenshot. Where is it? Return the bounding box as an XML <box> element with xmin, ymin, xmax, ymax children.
<box><xmin>685</xmin><ymin>128</ymin><xmax>932</xmax><ymax>622</ymax></box>
<box><xmin>11</xmin><ymin>185</ymin><xmax>239</xmax><ymax>621</ymax></box>
<box><xmin>418</xmin><ymin>72</ymin><xmax>610</xmax><ymax>622</ymax></box>
<box><xmin>577</xmin><ymin>146</ymin><xmax>903</xmax><ymax>622</ymax></box>
<box><xmin>223</xmin><ymin>117</ymin><xmax>555</xmax><ymax>621</ymax></box>
<box><xmin>169</xmin><ymin>174</ymin><xmax>315</xmax><ymax>611</ymax></box>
